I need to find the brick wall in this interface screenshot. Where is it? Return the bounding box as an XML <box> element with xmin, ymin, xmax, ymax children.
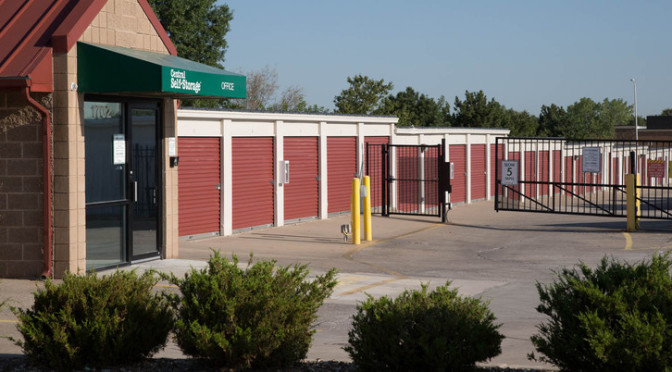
<box><xmin>0</xmin><ymin>91</ymin><xmax>48</xmax><ymax>278</ymax></box>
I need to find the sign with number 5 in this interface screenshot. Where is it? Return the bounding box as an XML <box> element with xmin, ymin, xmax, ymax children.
<box><xmin>501</xmin><ymin>160</ymin><xmax>519</xmax><ymax>186</ymax></box>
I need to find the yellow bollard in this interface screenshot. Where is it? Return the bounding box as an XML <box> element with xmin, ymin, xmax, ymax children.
<box><xmin>351</xmin><ymin>178</ymin><xmax>361</xmax><ymax>244</ymax></box>
<box><xmin>626</xmin><ymin>174</ymin><xmax>640</xmax><ymax>232</ymax></box>
<box><xmin>636</xmin><ymin>173</ymin><xmax>641</xmax><ymax>230</ymax></box>
<box><xmin>363</xmin><ymin>176</ymin><xmax>372</xmax><ymax>241</ymax></box>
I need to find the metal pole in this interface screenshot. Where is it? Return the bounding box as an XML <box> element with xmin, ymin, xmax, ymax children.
<box><xmin>631</xmin><ymin>78</ymin><xmax>638</xmax><ymax>141</ymax></box>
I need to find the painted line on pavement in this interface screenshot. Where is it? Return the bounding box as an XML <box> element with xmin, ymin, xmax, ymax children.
<box><xmin>339</xmin><ymin>224</ymin><xmax>444</xmax><ymax>295</ymax></box>
<box><xmin>335</xmin><ymin>278</ymin><xmax>401</xmax><ymax>297</ymax></box>
<box><xmin>0</xmin><ymin>320</ymin><xmax>18</xmax><ymax>324</ymax></box>
<box><xmin>621</xmin><ymin>231</ymin><xmax>672</xmax><ymax>251</ymax></box>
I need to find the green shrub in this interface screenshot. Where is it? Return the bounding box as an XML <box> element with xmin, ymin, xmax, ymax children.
<box><xmin>530</xmin><ymin>253</ymin><xmax>672</xmax><ymax>371</ymax></box>
<box><xmin>12</xmin><ymin>270</ymin><xmax>173</xmax><ymax>371</ymax></box>
<box><xmin>168</xmin><ymin>251</ymin><xmax>337</xmax><ymax>370</ymax></box>
<box><xmin>345</xmin><ymin>282</ymin><xmax>504</xmax><ymax>371</ymax></box>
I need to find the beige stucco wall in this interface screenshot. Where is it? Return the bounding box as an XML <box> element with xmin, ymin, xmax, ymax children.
<box><xmin>52</xmin><ymin>0</ymin><xmax>178</xmax><ymax>278</ymax></box>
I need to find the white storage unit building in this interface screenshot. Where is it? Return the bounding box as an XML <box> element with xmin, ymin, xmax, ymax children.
<box><xmin>177</xmin><ymin>110</ymin><xmax>509</xmax><ymax>238</ymax></box>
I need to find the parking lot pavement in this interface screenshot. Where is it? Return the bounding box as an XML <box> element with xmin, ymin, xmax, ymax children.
<box><xmin>2</xmin><ymin>200</ymin><xmax>672</xmax><ymax>368</ymax></box>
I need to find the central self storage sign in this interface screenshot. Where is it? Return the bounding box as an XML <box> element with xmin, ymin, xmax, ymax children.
<box><xmin>501</xmin><ymin>160</ymin><xmax>519</xmax><ymax>185</ymax></box>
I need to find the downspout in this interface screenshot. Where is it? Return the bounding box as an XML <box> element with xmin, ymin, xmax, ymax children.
<box><xmin>22</xmin><ymin>86</ymin><xmax>53</xmax><ymax>279</ymax></box>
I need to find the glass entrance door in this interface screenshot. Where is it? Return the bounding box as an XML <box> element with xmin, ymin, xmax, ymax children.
<box><xmin>84</xmin><ymin>100</ymin><xmax>161</xmax><ymax>271</ymax></box>
<box><xmin>129</xmin><ymin>106</ymin><xmax>160</xmax><ymax>259</ymax></box>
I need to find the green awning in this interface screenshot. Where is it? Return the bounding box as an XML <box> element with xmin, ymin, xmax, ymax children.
<box><xmin>77</xmin><ymin>42</ymin><xmax>246</xmax><ymax>99</ymax></box>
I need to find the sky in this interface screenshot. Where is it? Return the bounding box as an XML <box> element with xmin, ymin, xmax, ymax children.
<box><xmin>220</xmin><ymin>1</ymin><xmax>671</xmax><ymax>117</ymax></box>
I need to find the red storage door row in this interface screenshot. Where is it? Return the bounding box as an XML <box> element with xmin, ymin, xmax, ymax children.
<box><xmin>491</xmin><ymin>144</ymin><xmax>503</xmax><ymax>197</ymax></box>
<box><xmin>449</xmin><ymin>145</ymin><xmax>466</xmax><ymax>203</ymax></box>
<box><xmin>470</xmin><ymin>144</ymin><xmax>486</xmax><ymax>201</ymax></box>
<box><xmin>179</xmin><ymin>136</ymin><xmax>516</xmax><ymax>235</ymax></box>
<box><xmin>232</xmin><ymin>137</ymin><xmax>275</xmax><ymax>230</ymax></box>
<box><xmin>284</xmin><ymin>137</ymin><xmax>319</xmax><ymax>221</ymax></box>
<box><xmin>539</xmin><ymin>151</ymin><xmax>550</xmax><ymax>196</ymax></box>
<box><xmin>524</xmin><ymin>151</ymin><xmax>537</xmax><ymax>199</ymax></box>
<box><xmin>327</xmin><ymin>137</ymin><xmax>357</xmax><ymax>213</ymax></box>
<box><xmin>178</xmin><ymin>137</ymin><xmax>221</xmax><ymax>237</ymax></box>
<box><xmin>423</xmin><ymin>146</ymin><xmax>440</xmax><ymax>210</ymax></box>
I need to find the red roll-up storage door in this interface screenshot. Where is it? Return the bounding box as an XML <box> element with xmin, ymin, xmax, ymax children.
<box><xmin>491</xmin><ymin>144</ymin><xmax>503</xmax><ymax>197</ymax></box>
<box><xmin>328</xmin><ymin>137</ymin><xmax>357</xmax><ymax>213</ymax></box>
<box><xmin>284</xmin><ymin>137</ymin><xmax>319</xmax><ymax>221</ymax></box>
<box><xmin>178</xmin><ymin>137</ymin><xmax>221</xmax><ymax>237</ymax></box>
<box><xmin>232</xmin><ymin>137</ymin><xmax>274</xmax><ymax>230</ymax></box>
<box><xmin>524</xmin><ymin>151</ymin><xmax>537</xmax><ymax>199</ymax></box>
<box><xmin>470</xmin><ymin>144</ymin><xmax>486</xmax><ymax>201</ymax></box>
<box><xmin>449</xmin><ymin>145</ymin><xmax>466</xmax><ymax>204</ymax></box>
<box><xmin>365</xmin><ymin>136</ymin><xmax>389</xmax><ymax>211</ymax></box>
<box><xmin>553</xmin><ymin>150</ymin><xmax>562</xmax><ymax>191</ymax></box>
<box><xmin>539</xmin><ymin>151</ymin><xmax>550</xmax><ymax>196</ymax></box>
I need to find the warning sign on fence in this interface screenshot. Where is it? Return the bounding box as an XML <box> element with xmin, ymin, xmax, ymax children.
<box><xmin>648</xmin><ymin>159</ymin><xmax>666</xmax><ymax>178</ymax></box>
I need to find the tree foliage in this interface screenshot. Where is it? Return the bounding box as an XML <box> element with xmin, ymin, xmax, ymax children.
<box><xmin>381</xmin><ymin>87</ymin><xmax>450</xmax><ymax>127</ymax></box>
<box><xmin>148</xmin><ymin>0</ymin><xmax>232</xmax><ymax>68</ymax></box>
<box><xmin>148</xmin><ymin>0</ymin><xmax>233</xmax><ymax>108</ymax></box>
<box><xmin>334</xmin><ymin>75</ymin><xmax>393</xmax><ymax>115</ymax></box>
<box><xmin>452</xmin><ymin>90</ymin><xmax>506</xmax><ymax>128</ymax></box>
<box><xmin>451</xmin><ymin>90</ymin><xmax>538</xmax><ymax>136</ymax></box>
<box><xmin>531</xmin><ymin>254</ymin><xmax>672</xmax><ymax>371</ymax></box>
<box><xmin>223</xmin><ymin>66</ymin><xmax>328</xmax><ymax>113</ymax></box>
<box><xmin>538</xmin><ymin>104</ymin><xmax>567</xmax><ymax>137</ymax></box>
<box><xmin>661</xmin><ymin>108</ymin><xmax>672</xmax><ymax>117</ymax></box>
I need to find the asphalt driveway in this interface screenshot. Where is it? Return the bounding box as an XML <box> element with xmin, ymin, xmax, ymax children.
<box><xmin>2</xmin><ymin>200</ymin><xmax>672</xmax><ymax>369</ymax></box>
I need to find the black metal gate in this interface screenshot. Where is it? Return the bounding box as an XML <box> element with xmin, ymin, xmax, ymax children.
<box><xmin>495</xmin><ymin>137</ymin><xmax>672</xmax><ymax>220</ymax></box>
<box><xmin>367</xmin><ymin>141</ymin><xmax>450</xmax><ymax>221</ymax></box>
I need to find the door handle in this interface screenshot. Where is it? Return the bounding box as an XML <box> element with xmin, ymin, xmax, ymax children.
<box><xmin>134</xmin><ymin>181</ymin><xmax>138</xmax><ymax>202</ymax></box>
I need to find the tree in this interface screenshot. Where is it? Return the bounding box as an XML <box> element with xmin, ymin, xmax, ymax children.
<box><xmin>149</xmin><ymin>0</ymin><xmax>233</xmax><ymax>108</ymax></box>
<box><xmin>564</xmin><ymin>97</ymin><xmax>600</xmax><ymax>138</ymax></box>
<box><xmin>269</xmin><ymin>86</ymin><xmax>329</xmax><ymax>113</ymax></box>
<box><xmin>661</xmin><ymin>108</ymin><xmax>672</xmax><ymax>116</ymax></box>
<box><xmin>148</xmin><ymin>0</ymin><xmax>232</xmax><ymax>68</ymax></box>
<box><xmin>237</xmin><ymin>65</ymin><xmax>279</xmax><ymax>110</ymax></box>
<box><xmin>538</xmin><ymin>104</ymin><xmax>567</xmax><ymax>137</ymax></box>
<box><xmin>381</xmin><ymin>87</ymin><xmax>450</xmax><ymax>127</ymax></box>
<box><xmin>559</xmin><ymin>98</ymin><xmax>632</xmax><ymax>139</ymax></box>
<box><xmin>223</xmin><ymin>66</ymin><xmax>328</xmax><ymax>113</ymax></box>
<box><xmin>597</xmin><ymin>98</ymin><xmax>632</xmax><ymax>135</ymax></box>
<box><xmin>507</xmin><ymin>109</ymin><xmax>539</xmax><ymax>137</ymax></box>
<box><xmin>452</xmin><ymin>90</ymin><xmax>509</xmax><ymax>129</ymax></box>
<box><xmin>334</xmin><ymin>75</ymin><xmax>393</xmax><ymax>115</ymax></box>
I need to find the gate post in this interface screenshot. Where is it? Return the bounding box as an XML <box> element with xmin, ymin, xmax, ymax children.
<box><xmin>626</xmin><ymin>173</ymin><xmax>640</xmax><ymax>231</ymax></box>
<box><xmin>382</xmin><ymin>144</ymin><xmax>388</xmax><ymax>217</ymax></box>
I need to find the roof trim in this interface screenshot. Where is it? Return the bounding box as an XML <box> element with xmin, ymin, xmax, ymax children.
<box><xmin>52</xmin><ymin>0</ymin><xmax>108</xmax><ymax>54</ymax></box>
<box><xmin>0</xmin><ymin>77</ymin><xmax>30</xmax><ymax>89</ymax></box>
<box><xmin>138</xmin><ymin>0</ymin><xmax>177</xmax><ymax>56</ymax></box>
<box><xmin>51</xmin><ymin>0</ymin><xmax>177</xmax><ymax>56</ymax></box>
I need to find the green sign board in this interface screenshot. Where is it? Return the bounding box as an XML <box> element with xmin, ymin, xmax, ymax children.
<box><xmin>160</xmin><ymin>66</ymin><xmax>246</xmax><ymax>98</ymax></box>
<box><xmin>78</xmin><ymin>42</ymin><xmax>246</xmax><ymax>99</ymax></box>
